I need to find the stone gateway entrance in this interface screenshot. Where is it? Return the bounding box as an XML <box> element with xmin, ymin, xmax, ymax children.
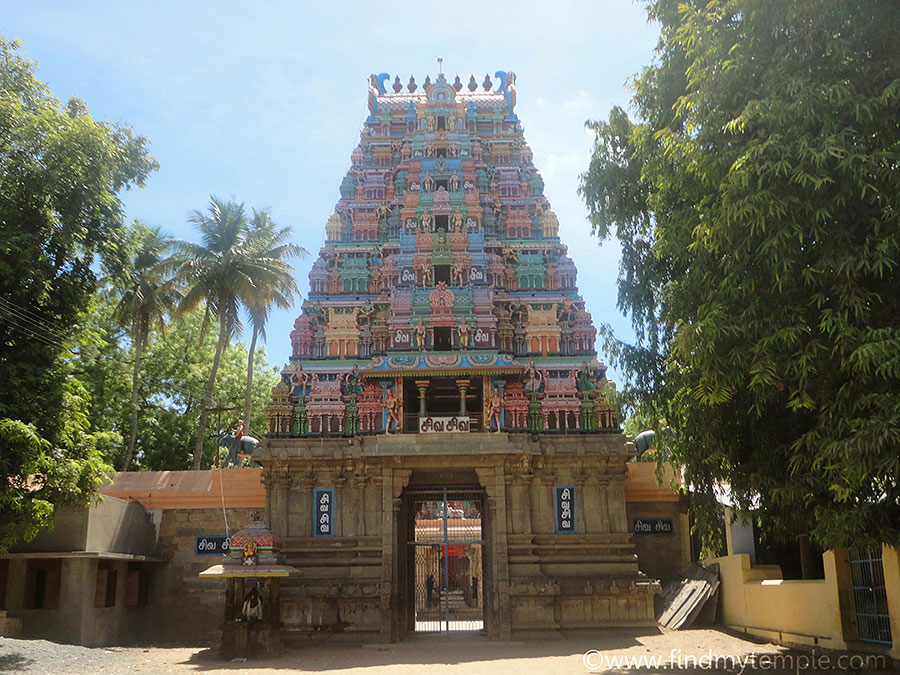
<box><xmin>406</xmin><ymin>487</ymin><xmax>484</xmax><ymax>633</ymax></box>
<box><xmin>257</xmin><ymin>433</ymin><xmax>658</xmax><ymax>642</ymax></box>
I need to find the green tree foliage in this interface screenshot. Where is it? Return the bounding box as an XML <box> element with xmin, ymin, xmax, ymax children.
<box><xmin>241</xmin><ymin>210</ymin><xmax>306</xmax><ymax>437</ymax></box>
<box><xmin>68</xmin><ymin>294</ymin><xmax>131</xmax><ymax>459</ymax></box>
<box><xmin>135</xmin><ymin>308</ymin><xmax>277</xmax><ymax>470</ymax></box>
<box><xmin>580</xmin><ymin>0</ymin><xmax>900</xmax><ymax>551</ymax></box>
<box><xmin>0</xmin><ymin>35</ymin><xmax>157</xmax><ymax>550</ymax></box>
<box><xmin>109</xmin><ymin>224</ymin><xmax>180</xmax><ymax>470</ymax></box>
<box><xmin>176</xmin><ymin>197</ymin><xmax>303</xmax><ymax>469</ymax></box>
<box><xmin>66</xmin><ymin>300</ymin><xmax>278</xmax><ymax>472</ymax></box>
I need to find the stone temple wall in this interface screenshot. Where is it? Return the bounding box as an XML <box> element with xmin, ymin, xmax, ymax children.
<box><xmin>258</xmin><ymin>432</ymin><xmax>659</xmax><ymax>642</ymax></box>
<box><xmin>150</xmin><ymin>507</ymin><xmax>259</xmax><ymax>643</ymax></box>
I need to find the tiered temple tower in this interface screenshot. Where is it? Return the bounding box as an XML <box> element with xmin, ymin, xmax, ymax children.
<box><xmin>259</xmin><ymin>71</ymin><xmax>657</xmax><ymax>642</ymax></box>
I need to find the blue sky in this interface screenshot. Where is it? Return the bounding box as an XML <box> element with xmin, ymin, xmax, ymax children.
<box><xmin>3</xmin><ymin>1</ymin><xmax>659</xmax><ymax>383</ymax></box>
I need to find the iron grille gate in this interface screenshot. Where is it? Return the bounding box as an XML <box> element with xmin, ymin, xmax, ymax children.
<box><xmin>848</xmin><ymin>547</ymin><xmax>892</xmax><ymax>645</ymax></box>
<box><xmin>408</xmin><ymin>488</ymin><xmax>484</xmax><ymax>633</ymax></box>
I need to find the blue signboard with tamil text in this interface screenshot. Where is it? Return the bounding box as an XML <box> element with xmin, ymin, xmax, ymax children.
<box><xmin>555</xmin><ymin>486</ymin><xmax>576</xmax><ymax>534</ymax></box>
<box><xmin>314</xmin><ymin>488</ymin><xmax>334</xmax><ymax>537</ymax></box>
<box><xmin>195</xmin><ymin>535</ymin><xmax>230</xmax><ymax>556</ymax></box>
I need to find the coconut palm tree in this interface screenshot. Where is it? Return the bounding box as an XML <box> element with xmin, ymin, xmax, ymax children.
<box><xmin>176</xmin><ymin>197</ymin><xmax>303</xmax><ymax>470</ymax></box>
<box><xmin>111</xmin><ymin>224</ymin><xmax>180</xmax><ymax>471</ymax></box>
<box><xmin>241</xmin><ymin>210</ymin><xmax>306</xmax><ymax>436</ymax></box>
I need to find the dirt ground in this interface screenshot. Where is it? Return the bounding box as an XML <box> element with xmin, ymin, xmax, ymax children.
<box><xmin>0</xmin><ymin>628</ymin><xmax>893</xmax><ymax>674</ymax></box>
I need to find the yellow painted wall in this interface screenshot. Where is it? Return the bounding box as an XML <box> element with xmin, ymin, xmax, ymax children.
<box><xmin>883</xmin><ymin>546</ymin><xmax>900</xmax><ymax>660</ymax></box>
<box><xmin>709</xmin><ymin>548</ymin><xmax>900</xmax><ymax>660</ymax></box>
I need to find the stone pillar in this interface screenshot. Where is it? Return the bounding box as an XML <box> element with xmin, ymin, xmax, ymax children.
<box><xmin>456</xmin><ymin>379</ymin><xmax>469</xmax><ymax>417</ymax></box>
<box><xmin>379</xmin><ymin>467</ymin><xmax>410</xmax><ymax>643</ymax></box>
<box><xmin>583</xmin><ymin>473</ymin><xmax>610</xmax><ymax>534</ymax></box>
<box><xmin>607</xmin><ymin>465</ymin><xmax>629</xmax><ymax>534</ymax></box>
<box><xmin>295</xmin><ymin>472</ymin><xmax>317</xmax><ymax>538</ymax></box>
<box><xmin>261</xmin><ymin>468</ymin><xmax>277</xmax><ymax>535</ymax></box>
<box><xmin>333</xmin><ymin>467</ymin><xmax>347</xmax><ymax>537</ymax></box>
<box><xmin>355</xmin><ymin>473</ymin><xmax>369</xmax><ymax>536</ymax></box>
<box><xmin>536</xmin><ymin>470</ymin><xmax>558</xmax><ymax>535</ymax></box>
<box><xmin>508</xmin><ymin>473</ymin><xmax>532</xmax><ymax>534</ymax></box>
<box><xmin>275</xmin><ymin>469</ymin><xmax>293</xmax><ymax>538</ymax></box>
<box><xmin>478</xmin><ymin>466</ymin><xmax>511</xmax><ymax>639</ymax></box>
<box><xmin>415</xmin><ymin>380</ymin><xmax>429</xmax><ymax>418</ymax></box>
<box><xmin>528</xmin><ymin>475</ymin><xmax>544</xmax><ymax>535</ymax></box>
<box><xmin>379</xmin><ymin>467</ymin><xmax>395</xmax><ymax>643</ymax></box>
<box><xmin>573</xmin><ymin>470</ymin><xmax>587</xmax><ymax>535</ymax></box>
<box><xmin>225</xmin><ymin>578</ymin><xmax>235</xmax><ymax>621</ymax></box>
<box><xmin>366</xmin><ymin>473</ymin><xmax>382</xmax><ymax>535</ymax></box>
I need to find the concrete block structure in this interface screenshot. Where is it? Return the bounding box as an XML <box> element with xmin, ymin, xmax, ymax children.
<box><xmin>0</xmin><ymin>497</ymin><xmax>163</xmax><ymax>646</ymax></box>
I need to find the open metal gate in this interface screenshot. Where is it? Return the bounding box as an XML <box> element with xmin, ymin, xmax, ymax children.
<box><xmin>408</xmin><ymin>488</ymin><xmax>483</xmax><ymax>633</ymax></box>
<box><xmin>848</xmin><ymin>546</ymin><xmax>892</xmax><ymax>645</ymax></box>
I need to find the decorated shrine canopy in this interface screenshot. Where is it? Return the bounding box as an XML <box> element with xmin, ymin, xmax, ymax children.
<box><xmin>199</xmin><ymin>516</ymin><xmax>298</xmax><ymax>578</ymax></box>
<box><xmin>266</xmin><ymin>70</ymin><xmax>618</xmax><ymax>437</ymax></box>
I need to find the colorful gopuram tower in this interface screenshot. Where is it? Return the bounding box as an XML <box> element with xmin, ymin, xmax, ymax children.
<box><xmin>259</xmin><ymin>71</ymin><xmax>657</xmax><ymax>642</ymax></box>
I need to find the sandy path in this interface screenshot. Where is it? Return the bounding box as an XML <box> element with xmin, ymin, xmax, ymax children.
<box><xmin>0</xmin><ymin>628</ymin><xmax>891</xmax><ymax>674</ymax></box>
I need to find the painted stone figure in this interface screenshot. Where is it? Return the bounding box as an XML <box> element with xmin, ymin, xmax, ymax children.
<box><xmin>414</xmin><ymin>318</ymin><xmax>427</xmax><ymax>351</ymax></box>
<box><xmin>383</xmin><ymin>388</ymin><xmax>403</xmax><ymax>433</ymax></box>
<box><xmin>524</xmin><ymin>359</ymin><xmax>543</xmax><ymax>395</ymax></box>
<box><xmin>343</xmin><ymin>364</ymin><xmax>364</xmax><ymax>395</ymax></box>
<box><xmin>457</xmin><ymin>317</ymin><xmax>470</xmax><ymax>349</ymax></box>
<box><xmin>291</xmin><ymin>364</ymin><xmax>311</xmax><ymax>397</ymax></box>
<box><xmin>452</xmin><ymin>208</ymin><xmax>464</xmax><ymax>233</ymax></box>
<box><xmin>486</xmin><ymin>386</ymin><xmax>504</xmax><ymax>433</ymax></box>
<box><xmin>576</xmin><ymin>362</ymin><xmax>597</xmax><ymax>392</ymax></box>
<box><xmin>420</xmin><ymin>209</ymin><xmax>433</xmax><ymax>233</ymax></box>
<box><xmin>452</xmin><ymin>259</ymin><xmax>468</xmax><ymax>286</ymax></box>
<box><xmin>219</xmin><ymin>431</ymin><xmax>260</xmax><ymax>467</ymax></box>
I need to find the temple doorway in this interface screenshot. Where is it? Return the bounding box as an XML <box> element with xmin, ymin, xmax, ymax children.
<box><xmin>406</xmin><ymin>487</ymin><xmax>484</xmax><ymax>633</ymax></box>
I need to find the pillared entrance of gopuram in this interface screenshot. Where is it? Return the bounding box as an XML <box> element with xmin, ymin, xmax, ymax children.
<box><xmin>401</xmin><ymin>376</ymin><xmax>484</xmax><ymax>433</ymax></box>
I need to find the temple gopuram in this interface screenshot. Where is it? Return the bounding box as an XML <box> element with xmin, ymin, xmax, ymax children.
<box><xmin>259</xmin><ymin>70</ymin><xmax>658</xmax><ymax>642</ymax></box>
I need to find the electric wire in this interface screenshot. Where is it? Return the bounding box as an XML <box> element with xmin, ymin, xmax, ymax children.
<box><xmin>0</xmin><ymin>297</ymin><xmax>70</xmax><ymax>339</ymax></box>
<box><xmin>0</xmin><ymin>307</ymin><xmax>68</xmax><ymax>350</ymax></box>
<box><xmin>0</xmin><ymin>311</ymin><xmax>66</xmax><ymax>349</ymax></box>
<box><xmin>0</xmin><ymin>296</ymin><xmax>70</xmax><ymax>332</ymax></box>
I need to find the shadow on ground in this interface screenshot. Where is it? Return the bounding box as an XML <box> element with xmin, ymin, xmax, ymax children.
<box><xmin>0</xmin><ymin>651</ymin><xmax>35</xmax><ymax>672</ymax></box>
<box><xmin>176</xmin><ymin>629</ymin><xmax>894</xmax><ymax>674</ymax></box>
<box><xmin>180</xmin><ymin>629</ymin><xmax>659</xmax><ymax>671</ymax></box>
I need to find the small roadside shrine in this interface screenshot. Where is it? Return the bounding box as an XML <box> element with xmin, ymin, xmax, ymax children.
<box><xmin>199</xmin><ymin>514</ymin><xmax>297</xmax><ymax>659</ymax></box>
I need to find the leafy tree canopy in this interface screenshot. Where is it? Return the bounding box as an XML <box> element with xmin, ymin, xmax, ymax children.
<box><xmin>176</xmin><ymin>197</ymin><xmax>302</xmax><ymax>469</ymax></box>
<box><xmin>66</xmin><ymin>298</ymin><xmax>278</xmax><ymax>471</ymax></box>
<box><xmin>580</xmin><ymin>0</ymin><xmax>900</xmax><ymax>551</ymax></box>
<box><xmin>134</xmin><ymin>307</ymin><xmax>277</xmax><ymax>470</ymax></box>
<box><xmin>0</xmin><ymin>35</ymin><xmax>158</xmax><ymax>550</ymax></box>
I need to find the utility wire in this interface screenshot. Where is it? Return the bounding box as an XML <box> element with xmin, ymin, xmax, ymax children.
<box><xmin>0</xmin><ymin>308</ymin><xmax>67</xmax><ymax>349</ymax></box>
<box><xmin>0</xmin><ymin>297</ymin><xmax>70</xmax><ymax>338</ymax></box>
<box><xmin>0</xmin><ymin>308</ymin><xmax>69</xmax><ymax>346</ymax></box>
<box><xmin>0</xmin><ymin>303</ymin><xmax>67</xmax><ymax>342</ymax></box>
